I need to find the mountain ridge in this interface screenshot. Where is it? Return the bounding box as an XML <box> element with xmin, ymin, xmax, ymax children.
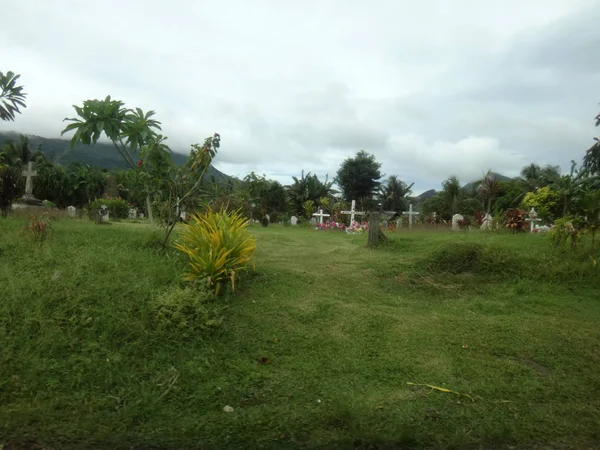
<box><xmin>0</xmin><ymin>131</ymin><xmax>233</xmax><ymax>183</ymax></box>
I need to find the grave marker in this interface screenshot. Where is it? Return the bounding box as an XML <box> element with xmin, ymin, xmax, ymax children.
<box><xmin>312</xmin><ymin>209</ymin><xmax>330</xmax><ymax>224</ymax></box>
<box><xmin>341</xmin><ymin>200</ymin><xmax>365</xmax><ymax>226</ymax></box>
<box><xmin>402</xmin><ymin>204</ymin><xmax>419</xmax><ymax>228</ymax></box>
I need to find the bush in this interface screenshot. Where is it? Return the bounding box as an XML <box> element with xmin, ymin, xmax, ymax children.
<box><xmin>174</xmin><ymin>207</ymin><xmax>256</xmax><ymax>295</ymax></box>
<box><xmin>504</xmin><ymin>209</ymin><xmax>527</xmax><ymax>233</ymax></box>
<box><xmin>42</xmin><ymin>200</ymin><xmax>56</xmax><ymax>208</ymax></box>
<box><xmin>261</xmin><ymin>216</ymin><xmax>269</xmax><ymax>227</ymax></box>
<box><xmin>427</xmin><ymin>242</ymin><xmax>524</xmax><ymax>277</ymax></box>
<box><xmin>149</xmin><ymin>286</ymin><xmax>223</xmax><ymax>338</ymax></box>
<box><xmin>88</xmin><ymin>197</ymin><xmax>129</xmax><ymax>220</ymax></box>
<box><xmin>549</xmin><ymin>216</ymin><xmax>584</xmax><ymax>249</ymax></box>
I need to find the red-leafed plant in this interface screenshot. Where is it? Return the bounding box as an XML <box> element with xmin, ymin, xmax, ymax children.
<box><xmin>21</xmin><ymin>213</ymin><xmax>53</xmax><ymax>242</ymax></box>
<box><xmin>504</xmin><ymin>209</ymin><xmax>526</xmax><ymax>234</ymax></box>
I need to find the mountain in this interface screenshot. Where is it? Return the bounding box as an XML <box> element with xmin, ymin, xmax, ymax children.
<box><xmin>0</xmin><ymin>131</ymin><xmax>233</xmax><ymax>183</ymax></box>
<box><xmin>462</xmin><ymin>172</ymin><xmax>513</xmax><ymax>192</ymax></box>
<box><xmin>415</xmin><ymin>173</ymin><xmax>515</xmax><ymax>200</ymax></box>
<box><xmin>416</xmin><ymin>189</ymin><xmax>437</xmax><ymax>200</ymax></box>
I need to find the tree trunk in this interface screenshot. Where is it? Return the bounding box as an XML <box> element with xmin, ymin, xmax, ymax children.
<box><xmin>367</xmin><ymin>212</ymin><xmax>387</xmax><ymax>247</ymax></box>
<box><xmin>146</xmin><ymin>194</ymin><xmax>154</xmax><ymax>225</ymax></box>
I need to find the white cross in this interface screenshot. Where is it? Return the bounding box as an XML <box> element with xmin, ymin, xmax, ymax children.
<box><xmin>402</xmin><ymin>204</ymin><xmax>419</xmax><ymax>228</ymax></box>
<box><xmin>312</xmin><ymin>208</ymin><xmax>330</xmax><ymax>224</ymax></box>
<box><xmin>21</xmin><ymin>161</ymin><xmax>38</xmax><ymax>196</ymax></box>
<box><xmin>524</xmin><ymin>207</ymin><xmax>542</xmax><ymax>232</ymax></box>
<box><xmin>341</xmin><ymin>200</ymin><xmax>365</xmax><ymax>225</ymax></box>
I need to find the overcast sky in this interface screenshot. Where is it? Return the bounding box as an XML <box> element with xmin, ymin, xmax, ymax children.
<box><xmin>1</xmin><ymin>0</ymin><xmax>599</xmax><ymax>194</ymax></box>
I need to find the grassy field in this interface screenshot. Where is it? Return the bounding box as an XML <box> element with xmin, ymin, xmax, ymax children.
<box><xmin>1</xmin><ymin>217</ymin><xmax>600</xmax><ymax>449</ymax></box>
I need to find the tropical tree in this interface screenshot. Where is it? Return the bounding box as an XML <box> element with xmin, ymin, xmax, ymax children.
<box><xmin>0</xmin><ymin>71</ymin><xmax>27</xmax><ymax>121</ymax></box>
<box><xmin>0</xmin><ymin>139</ymin><xmax>27</xmax><ymax>216</ymax></box>
<box><xmin>379</xmin><ymin>175</ymin><xmax>413</xmax><ymax>212</ymax></box>
<box><xmin>441</xmin><ymin>175</ymin><xmax>462</xmax><ymax>216</ymax></box>
<box><xmin>335</xmin><ymin>150</ymin><xmax>382</xmax><ymax>209</ymax></box>
<box><xmin>61</xmin><ymin>96</ymin><xmax>163</xmax><ymax>221</ymax></box>
<box><xmin>582</xmin><ymin>107</ymin><xmax>600</xmax><ymax>175</ymax></box>
<box><xmin>288</xmin><ymin>171</ymin><xmax>335</xmax><ymax>215</ymax></box>
<box><xmin>478</xmin><ymin>170</ymin><xmax>501</xmax><ymax>213</ymax></box>
<box><xmin>582</xmin><ymin>190</ymin><xmax>600</xmax><ymax>248</ymax></box>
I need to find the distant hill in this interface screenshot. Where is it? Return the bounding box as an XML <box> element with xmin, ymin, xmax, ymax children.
<box><xmin>0</xmin><ymin>131</ymin><xmax>233</xmax><ymax>183</ymax></box>
<box><xmin>416</xmin><ymin>189</ymin><xmax>437</xmax><ymax>200</ymax></box>
<box><xmin>462</xmin><ymin>172</ymin><xmax>513</xmax><ymax>192</ymax></box>
<box><xmin>415</xmin><ymin>173</ymin><xmax>515</xmax><ymax>200</ymax></box>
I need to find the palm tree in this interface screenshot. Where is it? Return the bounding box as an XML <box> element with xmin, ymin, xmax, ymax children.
<box><xmin>441</xmin><ymin>175</ymin><xmax>462</xmax><ymax>215</ymax></box>
<box><xmin>520</xmin><ymin>163</ymin><xmax>542</xmax><ymax>191</ymax></box>
<box><xmin>379</xmin><ymin>175</ymin><xmax>413</xmax><ymax>211</ymax></box>
<box><xmin>0</xmin><ymin>71</ymin><xmax>27</xmax><ymax>121</ymax></box>
<box><xmin>478</xmin><ymin>170</ymin><xmax>500</xmax><ymax>213</ymax></box>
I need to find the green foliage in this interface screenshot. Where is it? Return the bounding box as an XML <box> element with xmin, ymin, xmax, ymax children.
<box><xmin>492</xmin><ymin>180</ymin><xmax>524</xmax><ymax>214</ymax></box>
<box><xmin>522</xmin><ymin>186</ymin><xmax>561</xmax><ymax>221</ymax></box>
<box><xmin>149</xmin><ymin>286</ymin><xmax>223</xmax><ymax>338</ymax></box>
<box><xmin>335</xmin><ymin>150</ymin><xmax>382</xmax><ymax>207</ymax></box>
<box><xmin>174</xmin><ymin>208</ymin><xmax>256</xmax><ymax>295</ymax></box>
<box><xmin>288</xmin><ymin>170</ymin><xmax>335</xmax><ymax>216</ymax></box>
<box><xmin>243</xmin><ymin>172</ymin><xmax>288</xmax><ymax>219</ymax></box>
<box><xmin>427</xmin><ymin>242</ymin><xmax>523</xmax><ymax>276</ymax></box>
<box><xmin>549</xmin><ymin>216</ymin><xmax>584</xmax><ymax>249</ymax></box>
<box><xmin>62</xmin><ymin>96</ymin><xmax>162</xmax><ymax>169</ymax></box>
<box><xmin>88</xmin><ymin>197</ymin><xmax>129</xmax><ymax>220</ymax></box>
<box><xmin>379</xmin><ymin>175</ymin><xmax>413</xmax><ymax>212</ymax></box>
<box><xmin>0</xmin><ymin>71</ymin><xmax>27</xmax><ymax>121</ymax></box>
<box><xmin>303</xmin><ymin>199</ymin><xmax>315</xmax><ymax>219</ymax></box>
<box><xmin>583</xmin><ymin>108</ymin><xmax>600</xmax><ymax>175</ymax></box>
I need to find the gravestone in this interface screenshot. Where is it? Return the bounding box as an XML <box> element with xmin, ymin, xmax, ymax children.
<box><xmin>21</xmin><ymin>161</ymin><xmax>43</xmax><ymax>206</ymax></box>
<box><xmin>452</xmin><ymin>214</ymin><xmax>464</xmax><ymax>231</ymax></box>
<box><xmin>310</xmin><ymin>217</ymin><xmax>317</xmax><ymax>226</ymax></box>
<box><xmin>341</xmin><ymin>200</ymin><xmax>365</xmax><ymax>226</ymax></box>
<box><xmin>402</xmin><ymin>204</ymin><xmax>419</xmax><ymax>229</ymax></box>
<box><xmin>139</xmin><ymin>213</ymin><xmax>144</xmax><ymax>219</ymax></box>
<box><xmin>290</xmin><ymin>215</ymin><xmax>298</xmax><ymax>226</ymax></box>
<box><xmin>481</xmin><ymin>213</ymin><xmax>493</xmax><ymax>230</ymax></box>
<box><xmin>128</xmin><ymin>208</ymin><xmax>137</xmax><ymax>219</ymax></box>
<box><xmin>67</xmin><ymin>205</ymin><xmax>77</xmax><ymax>218</ymax></box>
<box><xmin>312</xmin><ymin>209</ymin><xmax>330</xmax><ymax>224</ymax></box>
<box><xmin>525</xmin><ymin>207</ymin><xmax>541</xmax><ymax>232</ymax></box>
<box><xmin>265</xmin><ymin>214</ymin><xmax>270</xmax><ymax>224</ymax></box>
<box><xmin>99</xmin><ymin>205</ymin><xmax>109</xmax><ymax>222</ymax></box>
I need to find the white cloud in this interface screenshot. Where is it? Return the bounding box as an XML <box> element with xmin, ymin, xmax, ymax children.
<box><xmin>1</xmin><ymin>0</ymin><xmax>598</xmax><ymax>194</ymax></box>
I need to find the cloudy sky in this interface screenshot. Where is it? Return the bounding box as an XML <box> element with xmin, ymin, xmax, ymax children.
<box><xmin>1</xmin><ymin>0</ymin><xmax>599</xmax><ymax>194</ymax></box>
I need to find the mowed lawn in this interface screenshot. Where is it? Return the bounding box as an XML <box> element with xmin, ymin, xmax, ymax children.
<box><xmin>1</xmin><ymin>218</ymin><xmax>600</xmax><ymax>449</ymax></box>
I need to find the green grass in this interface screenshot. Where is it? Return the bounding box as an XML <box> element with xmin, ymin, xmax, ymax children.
<box><xmin>1</xmin><ymin>218</ymin><xmax>600</xmax><ymax>449</ymax></box>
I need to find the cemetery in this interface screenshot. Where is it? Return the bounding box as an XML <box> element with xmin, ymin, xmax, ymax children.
<box><xmin>2</xmin><ymin>26</ymin><xmax>600</xmax><ymax>448</ymax></box>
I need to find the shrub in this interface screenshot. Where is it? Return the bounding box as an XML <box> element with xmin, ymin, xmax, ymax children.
<box><xmin>261</xmin><ymin>216</ymin><xmax>269</xmax><ymax>227</ymax></box>
<box><xmin>21</xmin><ymin>213</ymin><xmax>53</xmax><ymax>242</ymax></box>
<box><xmin>88</xmin><ymin>197</ymin><xmax>129</xmax><ymax>220</ymax></box>
<box><xmin>174</xmin><ymin>207</ymin><xmax>256</xmax><ymax>295</ymax></box>
<box><xmin>42</xmin><ymin>200</ymin><xmax>56</xmax><ymax>208</ymax></box>
<box><xmin>504</xmin><ymin>209</ymin><xmax>527</xmax><ymax>233</ymax></box>
<box><xmin>149</xmin><ymin>286</ymin><xmax>223</xmax><ymax>338</ymax></box>
<box><xmin>549</xmin><ymin>216</ymin><xmax>584</xmax><ymax>249</ymax></box>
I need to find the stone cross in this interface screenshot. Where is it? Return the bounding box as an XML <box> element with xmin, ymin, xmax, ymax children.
<box><xmin>312</xmin><ymin>209</ymin><xmax>330</xmax><ymax>224</ymax></box>
<box><xmin>402</xmin><ymin>204</ymin><xmax>419</xmax><ymax>228</ymax></box>
<box><xmin>341</xmin><ymin>200</ymin><xmax>365</xmax><ymax>225</ymax></box>
<box><xmin>525</xmin><ymin>207</ymin><xmax>541</xmax><ymax>232</ymax></box>
<box><xmin>22</xmin><ymin>161</ymin><xmax>38</xmax><ymax>196</ymax></box>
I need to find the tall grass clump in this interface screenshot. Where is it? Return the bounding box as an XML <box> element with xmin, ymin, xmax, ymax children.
<box><xmin>174</xmin><ymin>207</ymin><xmax>256</xmax><ymax>295</ymax></box>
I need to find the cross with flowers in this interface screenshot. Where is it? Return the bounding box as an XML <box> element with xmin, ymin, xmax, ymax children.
<box><xmin>341</xmin><ymin>200</ymin><xmax>365</xmax><ymax>225</ymax></box>
<box><xmin>312</xmin><ymin>209</ymin><xmax>330</xmax><ymax>224</ymax></box>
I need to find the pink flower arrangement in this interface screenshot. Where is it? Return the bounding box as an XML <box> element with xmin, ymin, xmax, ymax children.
<box><xmin>345</xmin><ymin>220</ymin><xmax>368</xmax><ymax>234</ymax></box>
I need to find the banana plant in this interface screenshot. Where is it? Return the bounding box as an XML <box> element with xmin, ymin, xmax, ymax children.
<box><xmin>0</xmin><ymin>71</ymin><xmax>27</xmax><ymax>121</ymax></box>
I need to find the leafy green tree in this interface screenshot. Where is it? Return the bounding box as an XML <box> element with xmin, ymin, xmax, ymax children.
<box><xmin>492</xmin><ymin>180</ymin><xmax>524</xmax><ymax>214</ymax></box>
<box><xmin>0</xmin><ymin>138</ymin><xmax>28</xmax><ymax>215</ymax></box>
<box><xmin>441</xmin><ymin>175</ymin><xmax>462</xmax><ymax>216</ymax></box>
<box><xmin>582</xmin><ymin>190</ymin><xmax>600</xmax><ymax>248</ymax></box>
<box><xmin>379</xmin><ymin>175</ymin><xmax>413</xmax><ymax>212</ymax></box>
<box><xmin>288</xmin><ymin>171</ymin><xmax>335</xmax><ymax>215</ymax></box>
<box><xmin>335</xmin><ymin>150</ymin><xmax>382</xmax><ymax>209</ymax></box>
<box><xmin>243</xmin><ymin>172</ymin><xmax>288</xmax><ymax>220</ymax></box>
<box><xmin>62</xmin><ymin>96</ymin><xmax>163</xmax><ymax>222</ymax></box>
<box><xmin>583</xmin><ymin>108</ymin><xmax>600</xmax><ymax>175</ymax></box>
<box><xmin>0</xmin><ymin>71</ymin><xmax>27</xmax><ymax>121</ymax></box>
<box><xmin>522</xmin><ymin>186</ymin><xmax>561</xmax><ymax>222</ymax></box>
